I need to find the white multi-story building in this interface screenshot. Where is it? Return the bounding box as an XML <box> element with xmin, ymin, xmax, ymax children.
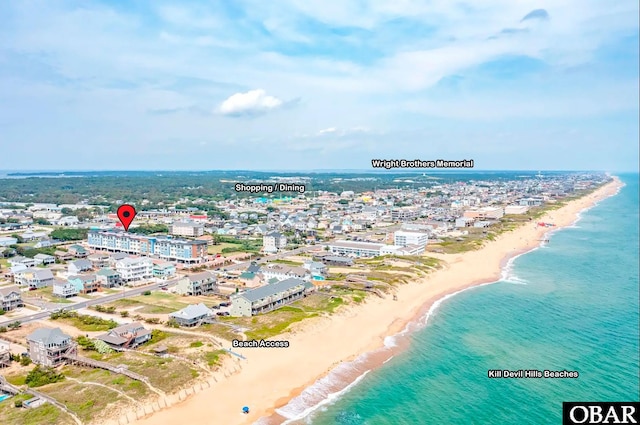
<box><xmin>115</xmin><ymin>257</ymin><xmax>153</xmax><ymax>284</ymax></box>
<box><xmin>88</xmin><ymin>230</ymin><xmax>207</xmax><ymax>264</ymax></box>
<box><xmin>263</xmin><ymin>231</ymin><xmax>287</xmax><ymax>253</ymax></box>
<box><xmin>391</xmin><ymin>207</ymin><xmax>419</xmax><ymax>221</ymax></box>
<box><xmin>170</xmin><ymin>221</ymin><xmax>205</xmax><ymax>237</ymax></box>
<box><xmin>393</xmin><ymin>231</ymin><xmax>429</xmax><ymax>247</ymax></box>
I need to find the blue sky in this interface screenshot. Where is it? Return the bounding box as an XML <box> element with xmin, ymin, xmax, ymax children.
<box><xmin>1</xmin><ymin>0</ymin><xmax>638</xmax><ymax>171</ymax></box>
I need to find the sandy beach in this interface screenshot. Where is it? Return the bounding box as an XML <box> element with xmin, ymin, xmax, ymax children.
<box><xmin>132</xmin><ymin>178</ymin><xmax>622</xmax><ymax>425</ymax></box>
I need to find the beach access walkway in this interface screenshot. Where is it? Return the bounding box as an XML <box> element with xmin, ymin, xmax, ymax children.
<box><xmin>63</xmin><ymin>352</ymin><xmax>165</xmax><ymax>396</ymax></box>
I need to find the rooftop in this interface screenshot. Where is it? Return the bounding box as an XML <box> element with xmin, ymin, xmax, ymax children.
<box><xmin>233</xmin><ymin>277</ymin><xmax>306</xmax><ymax>303</ymax></box>
<box><xmin>27</xmin><ymin>327</ymin><xmax>71</xmax><ymax>345</ymax></box>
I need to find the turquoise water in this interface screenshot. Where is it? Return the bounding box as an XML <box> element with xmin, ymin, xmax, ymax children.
<box><xmin>281</xmin><ymin>174</ymin><xmax>639</xmax><ymax>425</ymax></box>
<box><xmin>0</xmin><ymin>394</ymin><xmax>11</xmax><ymax>402</ymax></box>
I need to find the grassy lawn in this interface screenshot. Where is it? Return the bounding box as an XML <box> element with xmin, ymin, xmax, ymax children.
<box><xmin>207</xmin><ymin>243</ymin><xmax>237</xmax><ymax>254</ymax></box>
<box><xmin>107</xmin><ymin>292</ymin><xmax>191</xmax><ymax>314</ymax></box>
<box><xmin>0</xmin><ymin>393</ymin><xmax>76</xmax><ymax>425</ymax></box>
<box><xmin>29</xmin><ymin>286</ymin><xmax>74</xmax><ymax>304</ymax></box>
<box><xmin>199</xmin><ymin>323</ymin><xmax>242</xmax><ymax>341</ymax></box>
<box><xmin>38</xmin><ymin>380</ymin><xmax>128</xmax><ymax>423</ymax></box>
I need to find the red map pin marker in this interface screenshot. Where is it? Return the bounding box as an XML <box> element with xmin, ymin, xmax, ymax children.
<box><xmin>116</xmin><ymin>204</ymin><xmax>137</xmax><ymax>231</ymax></box>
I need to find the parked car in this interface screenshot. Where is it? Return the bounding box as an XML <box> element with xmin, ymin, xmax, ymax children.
<box><xmin>211</xmin><ymin>304</ymin><xmax>220</xmax><ymax>309</ymax></box>
<box><xmin>219</xmin><ymin>302</ymin><xmax>230</xmax><ymax>307</ymax></box>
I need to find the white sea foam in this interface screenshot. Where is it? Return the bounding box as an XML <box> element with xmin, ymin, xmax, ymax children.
<box><xmin>275</xmin><ymin>367</ymin><xmax>371</xmax><ymax>424</ymax></box>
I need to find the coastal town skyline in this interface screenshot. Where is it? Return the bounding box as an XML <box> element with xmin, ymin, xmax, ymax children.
<box><xmin>1</xmin><ymin>1</ymin><xmax>638</xmax><ymax>171</ymax></box>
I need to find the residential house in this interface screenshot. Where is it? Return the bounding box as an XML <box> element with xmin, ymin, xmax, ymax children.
<box><xmin>168</xmin><ymin>303</ymin><xmax>214</xmax><ymax>327</ymax></box>
<box><xmin>303</xmin><ymin>261</ymin><xmax>328</xmax><ymax>279</ymax></box>
<box><xmin>95</xmin><ymin>322</ymin><xmax>152</xmax><ymax>349</ymax></box>
<box><xmin>0</xmin><ymin>339</ymin><xmax>10</xmax><ymax>367</ymax></box>
<box><xmin>96</xmin><ymin>268</ymin><xmax>122</xmax><ymax>288</ymax></box>
<box><xmin>68</xmin><ymin>259</ymin><xmax>93</xmax><ymax>275</ymax></box>
<box><xmin>174</xmin><ymin>271</ymin><xmax>217</xmax><ymax>296</ymax></box>
<box><xmin>54</xmin><ymin>250</ymin><xmax>73</xmax><ymax>261</ymax></box>
<box><xmin>26</xmin><ymin>328</ymin><xmax>75</xmax><ymax>366</ymax></box>
<box><xmin>34</xmin><ymin>239</ymin><xmax>54</xmax><ymax>249</ymax></box>
<box><xmin>57</xmin><ymin>216</ymin><xmax>79</xmax><ymax>226</ymax></box>
<box><xmin>9</xmin><ymin>256</ymin><xmax>37</xmax><ymax>268</ymax></box>
<box><xmin>33</xmin><ymin>253</ymin><xmax>55</xmax><ymax>265</ymax></box>
<box><xmin>115</xmin><ymin>257</ymin><xmax>153</xmax><ymax>284</ymax></box>
<box><xmin>0</xmin><ymin>285</ymin><xmax>23</xmax><ymax>311</ymax></box>
<box><xmin>14</xmin><ymin>268</ymin><xmax>54</xmax><ymax>289</ymax></box>
<box><xmin>152</xmin><ymin>262</ymin><xmax>176</xmax><ymax>280</ymax></box>
<box><xmin>88</xmin><ymin>253</ymin><xmax>110</xmax><ymax>269</ymax></box>
<box><xmin>68</xmin><ymin>274</ymin><xmax>100</xmax><ymax>294</ymax></box>
<box><xmin>230</xmin><ymin>278</ymin><xmax>312</xmax><ymax>317</ymax></box>
<box><xmin>0</xmin><ymin>236</ymin><xmax>17</xmax><ymax>247</ymax></box>
<box><xmin>68</xmin><ymin>244</ymin><xmax>88</xmax><ymax>258</ymax></box>
<box><xmin>52</xmin><ymin>279</ymin><xmax>79</xmax><ymax>298</ymax></box>
<box><xmin>260</xmin><ymin>264</ymin><xmax>310</xmax><ymax>282</ymax></box>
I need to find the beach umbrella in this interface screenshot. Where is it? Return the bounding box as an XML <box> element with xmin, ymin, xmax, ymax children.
<box><xmin>242</xmin><ymin>406</ymin><xmax>250</xmax><ymax>414</ymax></box>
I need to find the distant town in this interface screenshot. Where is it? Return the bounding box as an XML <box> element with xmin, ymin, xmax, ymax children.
<box><xmin>0</xmin><ymin>171</ymin><xmax>610</xmax><ymax>423</ymax></box>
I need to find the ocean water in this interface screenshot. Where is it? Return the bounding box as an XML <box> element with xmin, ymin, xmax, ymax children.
<box><xmin>278</xmin><ymin>174</ymin><xmax>639</xmax><ymax>425</ymax></box>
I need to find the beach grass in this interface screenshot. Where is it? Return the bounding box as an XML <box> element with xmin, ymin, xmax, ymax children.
<box><xmin>38</xmin><ymin>380</ymin><xmax>127</xmax><ymax>423</ymax></box>
<box><xmin>204</xmin><ymin>349</ymin><xmax>228</xmax><ymax>367</ymax></box>
<box><xmin>199</xmin><ymin>323</ymin><xmax>242</xmax><ymax>341</ymax></box>
<box><xmin>61</xmin><ymin>365</ymin><xmax>150</xmax><ymax>398</ymax></box>
<box><xmin>0</xmin><ymin>393</ymin><xmax>76</xmax><ymax>425</ymax></box>
<box><xmin>109</xmin><ymin>351</ymin><xmax>199</xmax><ymax>392</ymax></box>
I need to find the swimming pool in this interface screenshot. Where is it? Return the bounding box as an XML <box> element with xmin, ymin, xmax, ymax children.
<box><xmin>0</xmin><ymin>394</ymin><xmax>11</xmax><ymax>402</ymax></box>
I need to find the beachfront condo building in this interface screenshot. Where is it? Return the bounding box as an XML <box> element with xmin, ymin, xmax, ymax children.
<box><xmin>326</xmin><ymin>240</ymin><xmax>425</xmax><ymax>257</ymax></box>
<box><xmin>230</xmin><ymin>278</ymin><xmax>314</xmax><ymax>316</ymax></box>
<box><xmin>393</xmin><ymin>231</ymin><xmax>429</xmax><ymax>247</ymax></box>
<box><xmin>463</xmin><ymin>207</ymin><xmax>505</xmax><ymax>220</ymax></box>
<box><xmin>88</xmin><ymin>230</ymin><xmax>207</xmax><ymax>263</ymax></box>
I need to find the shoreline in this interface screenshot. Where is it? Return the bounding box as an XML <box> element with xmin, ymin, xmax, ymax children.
<box><xmin>130</xmin><ymin>178</ymin><xmax>623</xmax><ymax>425</ymax></box>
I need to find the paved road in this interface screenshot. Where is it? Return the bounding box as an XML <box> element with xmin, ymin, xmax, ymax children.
<box><xmin>2</xmin><ymin>243</ymin><xmax>336</xmax><ymax>326</ymax></box>
<box><xmin>1</xmin><ymin>280</ymin><xmax>180</xmax><ymax>326</ymax></box>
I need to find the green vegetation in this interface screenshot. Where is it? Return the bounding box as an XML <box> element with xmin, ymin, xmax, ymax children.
<box><xmin>106</xmin><ymin>292</ymin><xmax>191</xmax><ymax>314</ymax></box>
<box><xmin>219</xmin><ymin>294</ymin><xmax>346</xmax><ymax>340</ymax></box>
<box><xmin>190</xmin><ymin>341</ymin><xmax>204</xmax><ymax>348</ymax></box>
<box><xmin>204</xmin><ymin>349</ymin><xmax>228</xmax><ymax>367</ymax></box>
<box><xmin>25</xmin><ymin>365</ymin><xmax>65</xmax><ymax>387</ymax></box>
<box><xmin>128</xmin><ymin>224</ymin><xmax>169</xmax><ymax>235</ymax></box>
<box><xmin>270</xmin><ymin>259</ymin><xmax>303</xmax><ymax>266</ymax></box>
<box><xmin>13</xmin><ymin>246</ymin><xmax>57</xmax><ymax>258</ymax></box>
<box><xmin>49</xmin><ymin>228</ymin><xmax>88</xmax><ymax>241</ymax></box>
<box><xmin>50</xmin><ymin>310</ymin><xmax>118</xmax><ymax>331</ymax></box>
<box><xmin>0</xmin><ymin>393</ymin><xmax>76</xmax><ymax>425</ymax></box>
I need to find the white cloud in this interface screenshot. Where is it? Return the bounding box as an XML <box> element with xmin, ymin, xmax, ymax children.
<box><xmin>217</xmin><ymin>89</ymin><xmax>284</xmax><ymax>117</ymax></box>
